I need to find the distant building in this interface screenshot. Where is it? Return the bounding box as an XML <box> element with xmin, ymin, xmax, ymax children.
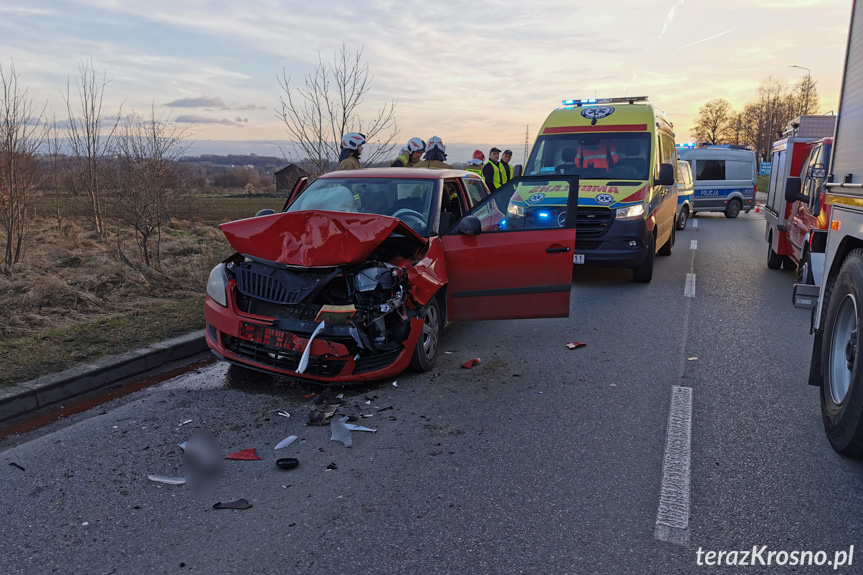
<box><xmin>273</xmin><ymin>164</ymin><xmax>310</xmax><ymax>192</ymax></box>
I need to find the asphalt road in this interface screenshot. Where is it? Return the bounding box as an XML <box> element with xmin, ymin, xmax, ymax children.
<box><xmin>3</xmin><ymin>209</ymin><xmax>863</xmax><ymax>575</ymax></box>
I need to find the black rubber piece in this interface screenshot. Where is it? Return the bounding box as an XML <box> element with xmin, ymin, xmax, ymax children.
<box><xmin>276</xmin><ymin>457</ymin><xmax>299</xmax><ymax>470</ymax></box>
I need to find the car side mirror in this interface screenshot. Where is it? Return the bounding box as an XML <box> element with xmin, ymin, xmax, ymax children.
<box><xmin>657</xmin><ymin>163</ymin><xmax>674</xmax><ymax>186</ymax></box>
<box><xmin>458</xmin><ymin>215</ymin><xmax>482</xmax><ymax>235</ymax></box>
<box><xmin>514</xmin><ymin>164</ymin><xmax>523</xmax><ymax>178</ymax></box>
<box><xmin>810</xmin><ymin>167</ymin><xmax>827</xmax><ymax>179</ymax></box>
<box><xmin>784</xmin><ymin>177</ymin><xmax>806</xmax><ymax>203</ymax></box>
<box><xmin>255</xmin><ymin>209</ymin><xmax>276</xmax><ymax>217</ymax></box>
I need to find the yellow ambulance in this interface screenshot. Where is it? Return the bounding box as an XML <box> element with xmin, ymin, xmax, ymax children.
<box><xmin>520</xmin><ymin>97</ymin><xmax>678</xmax><ymax>282</ymax></box>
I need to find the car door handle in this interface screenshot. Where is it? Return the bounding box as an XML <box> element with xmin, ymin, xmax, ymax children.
<box><xmin>546</xmin><ymin>246</ymin><xmax>571</xmax><ymax>253</ymax></box>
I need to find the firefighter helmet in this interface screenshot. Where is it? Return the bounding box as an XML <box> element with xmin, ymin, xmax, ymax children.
<box><xmin>341</xmin><ymin>132</ymin><xmax>366</xmax><ymax>150</ymax></box>
<box><xmin>406</xmin><ymin>137</ymin><xmax>426</xmax><ymax>153</ymax></box>
<box><xmin>427</xmin><ymin>136</ymin><xmax>446</xmax><ymax>153</ymax></box>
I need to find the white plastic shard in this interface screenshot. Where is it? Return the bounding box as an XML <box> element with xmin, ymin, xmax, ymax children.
<box><xmin>148</xmin><ymin>474</ymin><xmax>185</xmax><ymax>485</ymax></box>
<box><xmin>344</xmin><ymin>424</ymin><xmax>376</xmax><ymax>432</ymax></box>
<box><xmin>275</xmin><ymin>435</ymin><xmax>299</xmax><ymax>450</ymax></box>
<box><xmin>330</xmin><ymin>416</ymin><xmax>352</xmax><ymax>447</ymax></box>
<box><xmin>297</xmin><ymin>321</ymin><xmax>326</xmax><ymax>374</ymax></box>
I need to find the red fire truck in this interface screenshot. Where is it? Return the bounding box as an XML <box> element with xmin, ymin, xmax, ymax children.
<box><xmin>764</xmin><ymin>115</ymin><xmax>836</xmax><ymax>283</ymax></box>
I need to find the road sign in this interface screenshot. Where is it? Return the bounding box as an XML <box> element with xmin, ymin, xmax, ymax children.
<box><xmin>760</xmin><ymin>162</ymin><xmax>772</xmax><ymax>176</ymax></box>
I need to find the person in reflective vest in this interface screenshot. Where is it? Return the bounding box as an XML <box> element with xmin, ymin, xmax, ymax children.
<box><xmin>391</xmin><ymin>137</ymin><xmax>426</xmax><ymax>167</ymax></box>
<box><xmin>465</xmin><ymin>150</ymin><xmax>485</xmax><ymax>175</ymax></box>
<box><xmin>414</xmin><ymin>136</ymin><xmax>453</xmax><ymax>169</ymax></box>
<box><xmin>483</xmin><ymin>147</ymin><xmax>503</xmax><ymax>191</ymax></box>
<box><xmin>500</xmin><ymin>149</ymin><xmax>514</xmax><ymax>185</ymax></box>
<box><xmin>574</xmin><ymin>140</ymin><xmax>619</xmax><ymax>170</ymax></box>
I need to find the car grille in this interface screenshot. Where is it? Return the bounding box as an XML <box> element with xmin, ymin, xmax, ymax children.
<box><xmin>575</xmin><ymin>207</ymin><xmax>613</xmax><ymax>238</ymax></box>
<box><xmin>234</xmin><ymin>262</ymin><xmax>336</xmax><ymax>305</ymax></box>
<box><xmin>354</xmin><ymin>349</ymin><xmax>403</xmax><ymax>374</ymax></box>
<box><xmin>235</xmin><ymin>293</ymin><xmax>321</xmax><ymax>321</ymax></box>
<box><xmin>223</xmin><ymin>335</ymin><xmax>345</xmax><ymax>377</ymax></box>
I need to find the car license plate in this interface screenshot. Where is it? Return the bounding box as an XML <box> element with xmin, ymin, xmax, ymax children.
<box><xmin>573</xmin><ymin>254</ymin><xmax>585</xmax><ymax>264</ymax></box>
<box><xmin>240</xmin><ymin>322</ymin><xmax>296</xmax><ymax>350</ymax></box>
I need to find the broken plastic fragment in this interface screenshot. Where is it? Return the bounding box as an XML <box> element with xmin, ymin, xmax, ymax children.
<box><xmin>225</xmin><ymin>448</ymin><xmax>261</xmax><ymax>461</ymax></box>
<box><xmin>213</xmin><ymin>498</ymin><xmax>252</xmax><ymax>510</ymax></box>
<box><xmin>336</xmin><ymin>393</ymin><xmax>344</xmax><ymax>399</ymax></box>
<box><xmin>461</xmin><ymin>358</ymin><xmax>481</xmax><ymax>369</ymax></box>
<box><xmin>308</xmin><ymin>403</ymin><xmax>339</xmax><ymax>426</ymax></box>
<box><xmin>177</xmin><ymin>441</ymin><xmax>187</xmax><ymax>451</ymax></box>
<box><xmin>276</xmin><ymin>410</ymin><xmax>291</xmax><ymax>418</ymax></box>
<box><xmin>179</xmin><ymin>419</ymin><xmax>193</xmax><ymax>426</ymax></box>
<box><xmin>274</xmin><ymin>435</ymin><xmax>299</xmax><ymax>450</ymax></box>
<box><xmin>330</xmin><ymin>416</ymin><xmax>352</xmax><ymax>448</ymax></box>
<box><xmin>344</xmin><ymin>424</ymin><xmax>376</xmax><ymax>432</ymax></box>
<box><xmin>392</xmin><ymin>380</ymin><xmax>398</xmax><ymax>387</ymax></box>
<box><xmin>688</xmin><ymin>357</ymin><xmax>698</xmax><ymax>361</ymax></box>
<box><xmin>297</xmin><ymin>321</ymin><xmax>326</xmax><ymax>374</ymax></box>
<box><xmin>566</xmin><ymin>342</ymin><xmax>586</xmax><ymax>350</ymax></box>
<box><xmin>326</xmin><ymin>462</ymin><xmax>338</xmax><ymax>470</ymax></box>
<box><xmin>148</xmin><ymin>474</ymin><xmax>185</xmax><ymax>485</ymax></box>
<box><xmin>276</xmin><ymin>457</ymin><xmax>299</xmax><ymax>470</ymax></box>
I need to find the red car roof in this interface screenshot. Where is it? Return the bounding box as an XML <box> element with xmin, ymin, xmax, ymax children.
<box><xmin>317</xmin><ymin>167</ymin><xmax>479</xmax><ymax>180</ymax></box>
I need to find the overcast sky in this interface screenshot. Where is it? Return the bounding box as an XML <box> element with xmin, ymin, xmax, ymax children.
<box><xmin>0</xmin><ymin>0</ymin><xmax>853</xmax><ymax>161</ymax></box>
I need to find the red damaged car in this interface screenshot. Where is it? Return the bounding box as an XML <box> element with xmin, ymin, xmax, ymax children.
<box><xmin>204</xmin><ymin>168</ymin><xmax>578</xmax><ymax>383</ymax></box>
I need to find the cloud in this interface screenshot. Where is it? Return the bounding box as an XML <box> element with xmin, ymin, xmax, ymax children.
<box><xmin>175</xmin><ymin>114</ymin><xmax>242</xmax><ymax>127</ymax></box>
<box><xmin>165</xmin><ymin>96</ymin><xmax>226</xmax><ymax>108</ymax></box>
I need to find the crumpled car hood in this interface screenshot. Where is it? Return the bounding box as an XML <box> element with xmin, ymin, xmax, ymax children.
<box><xmin>220</xmin><ymin>210</ymin><xmax>428</xmax><ymax>267</ymax></box>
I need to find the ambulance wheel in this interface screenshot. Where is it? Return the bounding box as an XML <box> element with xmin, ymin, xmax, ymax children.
<box><xmin>820</xmin><ymin>250</ymin><xmax>863</xmax><ymax>456</ymax></box>
<box><xmin>676</xmin><ymin>206</ymin><xmax>689</xmax><ymax>231</ymax></box>
<box><xmin>410</xmin><ymin>296</ymin><xmax>442</xmax><ymax>372</ymax></box>
<box><xmin>724</xmin><ymin>199</ymin><xmax>741</xmax><ymax>218</ymax></box>
<box><xmin>633</xmin><ymin>234</ymin><xmax>655</xmax><ymax>283</ymax></box>
<box><xmin>658</xmin><ymin>225</ymin><xmax>674</xmax><ymax>256</ymax></box>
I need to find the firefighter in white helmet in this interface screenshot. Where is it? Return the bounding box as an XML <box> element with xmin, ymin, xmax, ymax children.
<box><xmin>338</xmin><ymin>132</ymin><xmax>366</xmax><ymax>171</ymax></box>
<box><xmin>391</xmin><ymin>137</ymin><xmax>426</xmax><ymax>167</ymax></box>
<box><xmin>413</xmin><ymin>136</ymin><xmax>453</xmax><ymax>169</ymax></box>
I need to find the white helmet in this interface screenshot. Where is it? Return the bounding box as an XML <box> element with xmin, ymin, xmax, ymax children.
<box><xmin>406</xmin><ymin>137</ymin><xmax>426</xmax><ymax>153</ymax></box>
<box><xmin>341</xmin><ymin>132</ymin><xmax>366</xmax><ymax>150</ymax></box>
<box><xmin>427</xmin><ymin>136</ymin><xmax>445</xmax><ymax>153</ymax></box>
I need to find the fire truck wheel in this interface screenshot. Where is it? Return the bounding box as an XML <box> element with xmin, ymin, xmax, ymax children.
<box><xmin>820</xmin><ymin>250</ymin><xmax>863</xmax><ymax>456</ymax></box>
<box><xmin>632</xmin><ymin>233</ymin><xmax>655</xmax><ymax>283</ymax></box>
<box><xmin>724</xmin><ymin>199</ymin><xmax>741</xmax><ymax>218</ymax></box>
<box><xmin>782</xmin><ymin>257</ymin><xmax>797</xmax><ymax>271</ymax></box>
<box><xmin>767</xmin><ymin>244</ymin><xmax>782</xmax><ymax>270</ymax></box>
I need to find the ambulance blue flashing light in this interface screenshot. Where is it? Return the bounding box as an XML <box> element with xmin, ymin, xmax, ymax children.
<box><xmin>538</xmin><ymin>212</ymin><xmax>550</xmax><ymax>219</ymax></box>
<box><xmin>561</xmin><ymin>96</ymin><xmax>648</xmax><ymax>107</ymax></box>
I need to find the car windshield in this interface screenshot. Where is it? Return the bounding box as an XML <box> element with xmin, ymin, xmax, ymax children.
<box><xmin>525</xmin><ymin>133</ymin><xmax>651</xmax><ymax>180</ymax></box>
<box><xmin>286</xmin><ymin>177</ymin><xmax>439</xmax><ymax>236</ymax></box>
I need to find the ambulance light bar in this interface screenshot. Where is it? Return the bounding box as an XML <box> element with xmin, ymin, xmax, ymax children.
<box><xmin>562</xmin><ymin>96</ymin><xmax>649</xmax><ymax>107</ymax></box>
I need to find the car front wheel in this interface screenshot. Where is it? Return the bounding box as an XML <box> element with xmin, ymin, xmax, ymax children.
<box><xmin>632</xmin><ymin>233</ymin><xmax>655</xmax><ymax>283</ymax></box>
<box><xmin>677</xmin><ymin>206</ymin><xmax>689</xmax><ymax>231</ymax></box>
<box><xmin>410</xmin><ymin>296</ymin><xmax>443</xmax><ymax>372</ymax></box>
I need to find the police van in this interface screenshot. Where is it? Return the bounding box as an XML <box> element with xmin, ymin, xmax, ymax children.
<box><xmin>677</xmin><ymin>145</ymin><xmax>757</xmax><ymax>218</ymax></box>
<box><xmin>519</xmin><ymin>96</ymin><xmax>678</xmax><ymax>282</ymax></box>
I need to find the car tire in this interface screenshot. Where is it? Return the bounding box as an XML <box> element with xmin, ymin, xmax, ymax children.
<box><xmin>410</xmin><ymin>295</ymin><xmax>443</xmax><ymax>372</ymax></box>
<box><xmin>798</xmin><ymin>247</ymin><xmax>815</xmax><ymax>284</ymax></box>
<box><xmin>820</xmin><ymin>250</ymin><xmax>863</xmax><ymax>456</ymax></box>
<box><xmin>658</xmin><ymin>224</ymin><xmax>674</xmax><ymax>256</ymax></box>
<box><xmin>676</xmin><ymin>206</ymin><xmax>689</xmax><ymax>231</ymax></box>
<box><xmin>724</xmin><ymin>199</ymin><xmax>741</xmax><ymax>219</ymax></box>
<box><xmin>633</xmin><ymin>233</ymin><xmax>655</xmax><ymax>283</ymax></box>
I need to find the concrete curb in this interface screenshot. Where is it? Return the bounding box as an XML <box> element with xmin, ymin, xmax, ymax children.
<box><xmin>0</xmin><ymin>331</ymin><xmax>208</xmax><ymax>423</ymax></box>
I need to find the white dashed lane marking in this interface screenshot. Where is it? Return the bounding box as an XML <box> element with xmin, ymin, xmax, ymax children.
<box><xmin>684</xmin><ymin>273</ymin><xmax>696</xmax><ymax>298</ymax></box>
<box><xmin>690</xmin><ymin>240</ymin><xmax>697</xmax><ymax>250</ymax></box>
<box><xmin>692</xmin><ymin>220</ymin><xmax>698</xmax><ymax>228</ymax></box>
<box><xmin>655</xmin><ymin>385</ymin><xmax>693</xmax><ymax>545</ymax></box>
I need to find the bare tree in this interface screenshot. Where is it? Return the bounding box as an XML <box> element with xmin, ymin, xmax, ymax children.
<box><xmin>791</xmin><ymin>75</ymin><xmax>820</xmax><ymax>116</ymax></box>
<box><xmin>62</xmin><ymin>60</ymin><xmax>123</xmax><ymax>241</ymax></box>
<box><xmin>691</xmin><ymin>99</ymin><xmax>734</xmax><ymax>145</ymax></box>
<box><xmin>110</xmin><ymin>106</ymin><xmax>194</xmax><ymax>268</ymax></box>
<box><xmin>277</xmin><ymin>44</ymin><xmax>398</xmax><ymax>174</ymax></box>
<box><xmin>0</xmin><ymin>61</ymin><xmax>48</xmax><ymax>271</ymax></box>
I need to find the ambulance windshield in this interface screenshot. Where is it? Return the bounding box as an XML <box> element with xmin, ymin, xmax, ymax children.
<box><xmin>525</xmin><ymin>133</ymin><xmax>651</xmax><ymax>180</ymax></box>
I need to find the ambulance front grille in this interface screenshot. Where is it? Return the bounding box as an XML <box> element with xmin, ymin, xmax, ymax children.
<box><xmin>575</xmin><ymin>207</ymin><xmax>613</xmax><ymax>238</ymax></box>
